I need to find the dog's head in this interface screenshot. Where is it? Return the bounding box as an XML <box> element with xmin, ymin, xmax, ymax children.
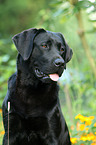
<box><xmin>12</xmin><ymin>28</ymin><xmax>73</xmax><ymax>83</ymax></box>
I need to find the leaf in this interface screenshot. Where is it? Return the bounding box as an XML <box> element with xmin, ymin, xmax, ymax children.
<box><xmin>73</xmin><ymin>7</ymin><xmax>79</xmax><ymax>14</ymax></box>
<box><xmin>89</xmin><ymin>19</ymin><xmax>96</xmax><ymax>22</ymax></box>
<box><xmin>50</xmin><ymin>0</ymin><xmax>63</xmax><ymax>7</ymax></box>
<box><xmin>53</xmin><ymin>9</ymin><xmax>64</xmax><ymax>17</ymax></box>
<box><xmin>1</xmin><ymin>55</ymin><xmax>10</xmax><ymax>62</ymax></box>
<box><xmin>75</xmin><ymin>0</ymin><xmax>94</xmax><ymax>10</ymax></box>
<box><xmin>53</xmin><ymin>1</ymin><xmax>71</xmax><ymax>17</ymax></box>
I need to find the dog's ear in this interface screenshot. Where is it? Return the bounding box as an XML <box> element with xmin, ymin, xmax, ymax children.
<box><xmin>65</xmin><ymin>41</ymin><xmax>73</xmax><ymax>63</ymax></box>
<box><xmin>12</xmin><ymin>28</ymin><xmax>46</xmax><ymax>60</ymax></box>
<box><xmin>55</xmin><ymin>32</ymin><xmax>73</xmax><ymax>63</ymax></box>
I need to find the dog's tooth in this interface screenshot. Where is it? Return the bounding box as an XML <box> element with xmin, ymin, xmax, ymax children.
<box><xmin>40</xmin><ymin>71</ymin><xmax>44</xmax><ymax>75</ymax></box>
<box><xmin>36</xmin><ymin>69</ymin><xmax>40</xmax><ymax>75</ymax></box>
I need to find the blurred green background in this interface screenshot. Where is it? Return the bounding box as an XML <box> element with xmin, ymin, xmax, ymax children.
<box><xmin>0</xmin><ymin>0</ymin><xmax>96</xmax><ymax>144</ymax></box>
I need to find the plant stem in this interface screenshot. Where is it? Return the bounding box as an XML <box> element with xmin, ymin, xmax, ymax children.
<box><xmin>75</xmin><ymin>11</ymin><xmax>96</xmax><ymax>78</ymax></box>
<box><xmin>70</xmin><ymin>0</ymin><xmax>96</xmax><ymax>77</ymax></box>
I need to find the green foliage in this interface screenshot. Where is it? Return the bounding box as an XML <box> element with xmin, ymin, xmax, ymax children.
<box><xmin>59</xmin><ymin>67</ymin><xmax>96</xmax><ymax>117</ymax></box>
<box><xmin>0</xmin><ymin>38</ymin><xmax>17</xmax><ymax>107</ymax></box>
<box><xmin>0</xmin><ymin>0</ymin><xmax>46</xmax><ymax>36</ymax></box>
<box><xmin>50</xmin><ymin>0</ymin><xmax>96</xmax><ymax>30</ymax></box>
<box><xmin>75</xmin><ymin>0</ymin><xmax>95</xmax><ymax>9</ymax></box>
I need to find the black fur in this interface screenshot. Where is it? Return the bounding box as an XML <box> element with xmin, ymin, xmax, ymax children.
<box><xmin>2</xmin><ymin>28</ymin><xmax>73</xmax><ymax>145</ymax></box>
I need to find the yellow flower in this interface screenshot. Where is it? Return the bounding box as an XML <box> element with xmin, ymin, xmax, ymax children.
<box><xmin>75</xmin><ymin>114</ymin><xmax>95</xmax><ymax>126</ymax></box>
<box><xmin>80</xmin><ymin>136</ymin><xmax>87</xmax><ymax>141</ymax></box>
<box><xmin>94</xmin><ymin>123</ymin><xmax>96</xmax><ymax>127</ymax></box>
<box><xmin>85</xmin><ymin>116</ymin><xmax>94</xmax><ymax>126</ymax></box>
<box><xmin>91</xmin><ymin>143</ymin><xmax>96</xmax><ymax>145</ymax></box>
<box><xmin>80</xmin><ymin>133</ymin><xmax>96</xmax><ymax>141</ymax></box>
<box><xmin>75</xmin><ymin>114</ymin><xmax>82</xmax><ymax>119</ymax></box>
<box><xmin>0</xmin><ymin>131</ymin><xmax>5</xmax><ymax>136</ymax></box>
<box><xmin>87</xmin><ymin>133</ymin><xmax>95</xmax><ymax>141</ymax></box>
<box><xmin>80</xmin><ymin>124</ymin><xmax>85</xmax><ymax>131</ymax></box>
<box><xmin>85</xmin><ymin>120</ymin><xmax>92</xmax><ymax>126</ymax></box>
<box><xmin>0</xmin><ymin>109</ymin><xmax>2</xmax><ymax>114</ymax></box>
<box><xmin>75</xmin><ymin>114</ymin><xmax>85</xmax><ymax>122</ymax></box>
<box><xmin>92</xmin><ymin>135</ymin><xmax>96</xmax><ymax>142</ymax></box>
<box><xmin>85</xmin><ymin>127</ymin><xmax>89</xmax><ymax>132</ymax></box>
<box><xmin>70</xmin><ymin>137</ymin><xmax>77</xmax><ymax>144</ymax></box>
<box><xmin>76</xmin><ymin>122</ymin><xmax>86</xmax><ymax>131</ymax></box>
<box><xmin>89</xmin><ymin>116</ymin><xmax>95</xmax><ymax>120</ymax></box>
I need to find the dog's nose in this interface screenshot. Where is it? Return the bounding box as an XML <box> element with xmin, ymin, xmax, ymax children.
<box><xmin>54</xmin><ymin>58</ymin><xmax>64</xmax><ymax>67</ymax></box>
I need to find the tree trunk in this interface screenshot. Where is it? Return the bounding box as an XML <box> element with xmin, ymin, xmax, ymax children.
<box><xmin>69</xmin><ymin>0</ymin><xmax>96</xmax><ymax>78</ymax></box>
<box><xmin>76</xmin><ymin>11</ymin><xmax>96</xmax><ymax>78</ymax></box>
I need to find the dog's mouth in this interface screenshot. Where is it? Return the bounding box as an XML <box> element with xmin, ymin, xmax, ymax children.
<box><xmin>35</xmin><ymin>68</ymin><xmax>60</xmax><ymax>81</ymax></box>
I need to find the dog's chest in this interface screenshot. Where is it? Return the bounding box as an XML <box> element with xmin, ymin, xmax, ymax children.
<box><xmin>16</xmin><ymin>83</ymin><xmax>58</xmax><ymax>108</ymax></box>
<box><xmin>20</xmin><ymin>105</ymin><xmax>62</xmax><ymax>144</ymax></box>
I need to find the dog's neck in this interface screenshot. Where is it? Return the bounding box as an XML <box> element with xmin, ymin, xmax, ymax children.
<box><xmin>16</xmin><ymin>54</ymin><xmax>38</xmax><ymax>86</ymax></box>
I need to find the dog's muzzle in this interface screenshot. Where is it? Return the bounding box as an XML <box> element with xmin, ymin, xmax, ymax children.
<box><xmin>34</xmin><ymin>58</ymin><xmax>65</xmax><ymax>82</ymax></box>
<box><xmin>53</xmin><ymin>58</ymin><xmax>65</xmax><ymax>67</ymax></box>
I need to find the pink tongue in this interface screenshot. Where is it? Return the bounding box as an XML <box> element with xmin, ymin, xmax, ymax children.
<box><xmin>49</xmin><ymin>74</ymin><xmax>59</xmax><ymax>81</ymax></box>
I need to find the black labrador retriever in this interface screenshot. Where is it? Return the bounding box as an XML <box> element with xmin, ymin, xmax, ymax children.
<box><xmin>2</xmin><ymin>28</ymin><xmax>73</xmax><ymax>145</ymax></box>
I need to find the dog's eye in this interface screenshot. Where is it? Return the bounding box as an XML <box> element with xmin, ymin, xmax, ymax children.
<box><xmin>60</xmin><ymin>47</ymin><xmax>65</xmax><ymax>53</ymax></box>
<box><xmin>42</xmin><ymin>45</ymin><xmax>47</xmax><ymax>48</ymax></box>
<box><xmin>41</xmin><ymin>44</ymin><xmax>49</xmax><ymax>49</ymax></box>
